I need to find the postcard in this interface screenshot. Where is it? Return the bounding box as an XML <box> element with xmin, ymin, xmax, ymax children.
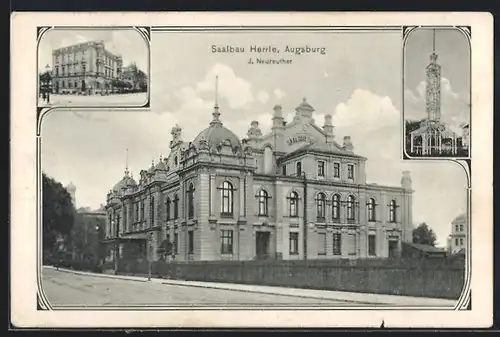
<box><xmin>10</xmin><ymin>12</ymin><xmax>493</xmax><ymax>328</ymax></box>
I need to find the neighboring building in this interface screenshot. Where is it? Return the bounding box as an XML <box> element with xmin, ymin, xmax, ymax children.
<box><xmin>71</xmin><ymin>207</ymin><xmax>107</xmax><ymax>263</ymax></box>
<box><xmin>407</xmin><ymin>30</ymin><xmax>468</xmax><ymax>156</ymax></box>
<box><xmin>447</xmin><ymin>213</ymin><xmax>467</xmax><ymax>254</ymax></box>
<box><xmin>104</xmin><ymin>95</ymin><xmax>414</xmax><ymax>263</ymax></box>
<box><xmin>51</xmin><ymin>40</ymin><xmax>123</xmax><ymax>95</ymax></box>
<box><xmin>401</xmin><ymin>242</ymin><xmax>447</xmax><ymax>259</ymax></box>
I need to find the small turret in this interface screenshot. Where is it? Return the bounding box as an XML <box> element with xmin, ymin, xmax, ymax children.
<box><xmin>401</xmin><ymin>170</ymin><xmax>412</xmax><ymax>190</ymax></box>
<box><xmin>247</xmin><ymin>120</ymin><xmax>262</xmax><ymax>139</ymax></box>
<box><xmin>342</xmin><ymin>136</ymin><xmax>354</xmax><ymax>151</ymax></box>
<box><xmin>323</xmin><ymin>114</ymin><xmax>335</xmax><ymax>143</ymax></box>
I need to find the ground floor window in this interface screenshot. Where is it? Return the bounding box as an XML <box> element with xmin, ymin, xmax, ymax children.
<box><xmin>289</xmin><ymin>232</ymin><xmax>299</xmax><ymax>255</ymax></box>
<box><xmin>368</xmin><ymin>234</ymin><xmax>376</xmax><ymax>256</ymax></box>
<box><xmin>188</xmin><ymin>230</ymin><xmax>194</xmax><ymax>254</ymax></box>
<box><xmin>221</xmin><ymin>230</ymin><xmax>233</xmax><ymax>255</ymax></box>
<box><xmin>332</xmin><ymin>233</ymin><xmax>341</xmax><ymax>255</ymax></box>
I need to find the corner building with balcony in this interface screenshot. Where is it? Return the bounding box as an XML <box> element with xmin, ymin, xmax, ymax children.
<box><xmin>105</xmin><ymin>98</ymin><xmax>414</xmax><ymax>262</ymax></box>
<box><xmin>52</xmin><ymin>40</ymin><xmax>123</xmax><ymax>95</ymax></box>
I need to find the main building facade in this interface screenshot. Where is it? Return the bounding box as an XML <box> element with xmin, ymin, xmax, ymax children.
<box><xmin>105</xmin><ymin>98</ymin><xmax>414</xmax><ymax>262</ymax></box>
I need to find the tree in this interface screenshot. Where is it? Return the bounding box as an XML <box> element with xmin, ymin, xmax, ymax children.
<box><xmin>412</xmin><ymin>222</ymin><xmax>437</xmax><ymax>246</ymax></box>
<box><xmin>42</xmin><ymin>173</ymin><xmax>76</xmax><ymax>259</ymax></box>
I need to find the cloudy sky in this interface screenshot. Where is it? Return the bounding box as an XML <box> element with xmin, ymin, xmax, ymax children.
<box><xmin>41</xmin><ymin>30</ymin><xmax>468</xmax><ymax>246</ymax></box>
<box><xmin>38</xmin><ymin>28</ymin><xmax>148</xmax><ymax>73</ymax></box>
<box><xmin>404</xmin><ymin>28</ymin><xmax>470</xmax><ymax>135</ymax></box>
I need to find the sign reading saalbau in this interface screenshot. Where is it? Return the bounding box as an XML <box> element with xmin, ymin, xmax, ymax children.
<box><xmin>287</xmin><ymin>134</ymin><xmax>313</xmax><ymax>146</ymax></box>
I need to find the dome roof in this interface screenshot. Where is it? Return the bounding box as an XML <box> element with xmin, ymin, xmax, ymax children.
<box><xmin>66</xmin><ymin>182</ymin><xmax>76</xmax><ymax>191</ymax></box>
<box><xmin>193</xmin><ymin>121</ymin><xmax>242</xmax><ymax>150</ymax></box>
<box><xmin>452</xmin><ymin>213</ymin><xmax>467</xmax><ymax>223</ymax></box>
<box><xmin>112</xmin><ymin>175</ymin><xmax>136</xmax><ymax>193</ymax></box>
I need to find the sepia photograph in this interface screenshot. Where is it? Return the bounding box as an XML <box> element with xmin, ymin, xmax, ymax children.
<box><xmin>37</xmin><ymin>27</ymin><xmax>149</xmax><ymax>107</ymax></box>
<box><xmin>403</xmin><ymin>27</ymin><xmax>471</xmax><ymax>158</ymax></box>
<box><xmin>40</xmin><ymin>29</ymin><xmax>467</xmax><ymax>309</ymax></box>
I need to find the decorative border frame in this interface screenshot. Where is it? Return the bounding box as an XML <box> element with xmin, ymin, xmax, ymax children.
<box><xmin>35</xmin><ymin>25</ymin><xmax>471</xmax><ymax>312</ymax></box>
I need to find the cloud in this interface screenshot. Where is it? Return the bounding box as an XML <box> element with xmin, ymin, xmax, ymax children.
<box><xmin>404</xmin><ymin>77</ymin><xmax>470</xmax><ymax>135</ymax></box>
<box><xmin>256</xmin><ymin>91</ymin><xmax>270</xmax><ymax>104</ymax></box>
<box><xmin>196</xmin><ymin>63</ymin><xmax>254</xmax><ymax>109</ymax></box>
<box><xmin>274</xmin><ymin>88</ymin><xmax>286</xmax><ymax>100</ymax></box>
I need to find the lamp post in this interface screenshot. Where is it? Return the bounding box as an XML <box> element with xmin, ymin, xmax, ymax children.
<box><xmin>148</xmin><ymin>232</ymin><xmax>153</xmax><ymax>281</ymax></box>
<box><xmin>81</xmin><ymin>60</ymin><xmax>87</xmax><ymax>95</ymax></box>
<box><xmin>44</xmin><ymin>64</ymin><xmax>52</xmax><ymax>103</ymax></box>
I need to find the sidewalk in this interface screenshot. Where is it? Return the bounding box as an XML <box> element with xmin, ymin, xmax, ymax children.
<box><xmin>44</xmin><ymin>266</ymin><xmax>457</xmax><ymax>307</ymax></box>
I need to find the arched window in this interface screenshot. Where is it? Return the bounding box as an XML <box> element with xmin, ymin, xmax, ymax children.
<box><xmin>187</xmin><ymin>183</ymin><xmax>195</xmax><ymax>219</ymax></box>
<box><xmin>367</xmin><ymin>198</ymin><xmax>376</xmax><ymax>222</ymax></box>
<box><xmin>389</xmin><ymin>200</ymin><xmax>397</xmax><ymax>223</ymax></box>
<box><xmin>150</xmin><ymin>195</ymin><xmax>155</xmax><ymax>227</ymax></box>
<box><xmin>165</xmin><ymin>197</ymin><xmax>171</xmax><ymax>220</ymax></box>
<box><xmin>174</xmin><ymin>156</ymin><xmax>178</xmax><ymax>166</ymax></box>
<box><xmin>288</xmin><ymin>191</ymin><xmax>299</xmax><ymax>217</ymax></box>
<box><xmin>332</xmin><ymin>194</ymin><xmax>341</xmax><ymax>221</ymax></box>
<box><xmin>220</xmin><ymin>181</ymin><xmax>234</xmax><ymax>215</ymax></box>
<box><xmin>296</xmin><ymin>162</ymin><xmax>302</xmax><ymax>176</ymax></box>
<box><xmin>258</xmin><ymin>189</ymin><xmax>269</xmax><ymax>216</ymax></box>
<box><xmin>316</xmin><ymin>192</ymin><xmax>326</xmax><ymax>221</ymax></box>
<box><xmin>347</xmin><ymin>195</ymin><xmax>355</xmax><ymax>220</ymax></box>
<box><xmin>173</xmin><ymin>194</ymin><xmax>179</xmax><ymax>219</ymax></box>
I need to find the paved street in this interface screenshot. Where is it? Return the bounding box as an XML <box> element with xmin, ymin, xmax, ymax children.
<box><xmin>41</xmin><ymin>266</ymin><xmax>457</xmax><ymax>308</ymax></box>
<box><xmin>42</xmin><ymin>267</ymin><xmax>353</xmax><ymax>307</ymax></box>
<box><xmin>38</xmin><ymin>93</ymin><xmax>147</xmax><ymax>107</ymax></box>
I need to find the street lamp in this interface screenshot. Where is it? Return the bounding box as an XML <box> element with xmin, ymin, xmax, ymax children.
<box><xmin>81</xmin><ymin>60</ymin><xmax>87</xmax><ymax>95</ymax></box>
<box><xmin>43</xmin><ymin>64</ymin><xmax>52</xmax><ymax>103</ymax></box>
<box><xmin>147</xmin><ymin>232</ymin><xmax>153</xmax><ymax>281</ymax></box>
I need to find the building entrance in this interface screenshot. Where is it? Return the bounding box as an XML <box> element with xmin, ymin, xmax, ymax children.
<box><xmin>255</xmin><ymin>231</ymin><xmax>270</xmax><ymax>260</ymax></box>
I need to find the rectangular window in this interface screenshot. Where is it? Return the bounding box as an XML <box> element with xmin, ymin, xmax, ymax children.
<box><xmin>318</xmin><ymin>233</ymin><xmax>326</xmax><ymax>255</ymax></box>
<box><xmin>368</xmin><ymin>235</ymin><xmax>376</xmax><ymax>256</ymax></box>
<box><xmin>282</xmin><ymin>165</ymin><xmax>287</xmax><ymax>176</ymax></box>
<box><xmin>347</xmin><ymin>164</ymin><xmax>354</xmax><ymax>179</ymax></box>
<box><xmin>333</xmin><ymin>233</ymin><xmax>342</xmax><ymax>255</ymax></box>
<box><xmin>459</xmin><ymin>224</ymin><xmax>464</xmax><ymax>232</ymax></box>
<box><xmin>460</xmin><ymin>238</ymin><xmax>464</xmax><ymax>245</ymax></box>
<box><xmin>221</xmin><ymin>230</ymin><xmax>233</xmax><ymax>255</ymax></box>
<box><xmin>173</xmin><ymin>233</ymin><xmax>178</xmax><ymax>254</ymax></box>
<box><xmin>455</xmin><ymin>225</ymin><xmax>459</xmax><ymax>232</ymax></box>
<box><xmin>289</xmin><ymin>232</ymin><xmax>299</xmax><ymax>255</ymax></box>
<box><xmin>317</xmin><ymin>161</ymin><xmax>325</xmax><ymax>177</ymax></box>
<box><xmin>455</xmin><ymin>238</ymin><xmax>459</xmax><ymax>246</ymax></box>
<box><xmin>333</xmin><ymin>163</ymin><xmax>340</xmax><ymax>178</ymax></box>
<box><xmin>348</xmin><ymin>234</ymin><xmax>356</xmax><ymax>255</ymax></box>
<box><xmin>166</xmin><ymin>234</ymin><xmax>170</xmax><ymax>254</ymax></box>
<box><xmin>140</xmin><ymin>200</ymin><xmax>145</xmax><ymax>221</ymax></box>
<box><xmin>188</xmin><ymin>230</ymin><xmax>194</xmax><ymax>254</ymax></box>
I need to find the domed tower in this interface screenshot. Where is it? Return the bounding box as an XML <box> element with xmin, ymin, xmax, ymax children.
<box><xmin>66</xmin><ymin>182</ymin><xmax>76</xmax><ymax>207</ymax></box>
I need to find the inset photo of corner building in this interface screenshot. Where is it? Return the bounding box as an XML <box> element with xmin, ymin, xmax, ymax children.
<box><xmin>37</xmin><ymin>27</ymin><xmax>150</xmax><ymax>108</ymax></box>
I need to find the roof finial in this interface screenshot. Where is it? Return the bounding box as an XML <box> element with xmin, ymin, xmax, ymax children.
<box><xmin>211</xmin><ymin>75</ymin><xmax>222</xmax><ymax>126</ymax></box>
<box><xmin>215</xmin><ymin>75</ymin><xmax>219</xmax><ymax>108</ymax></box>
<box><xmin>124</xmin><ymin>148</ymin><xmax>129</xmax><ymax>176</ymax></box>
<box><xmin>432</xmin><ymin>29</ymin><xmax>436</xmax><ymax>53</ymax></box>
<box><xmin>303</xmin><ymin>97</ymin><xmax>307</xmax><ymax>103</ymax></box>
